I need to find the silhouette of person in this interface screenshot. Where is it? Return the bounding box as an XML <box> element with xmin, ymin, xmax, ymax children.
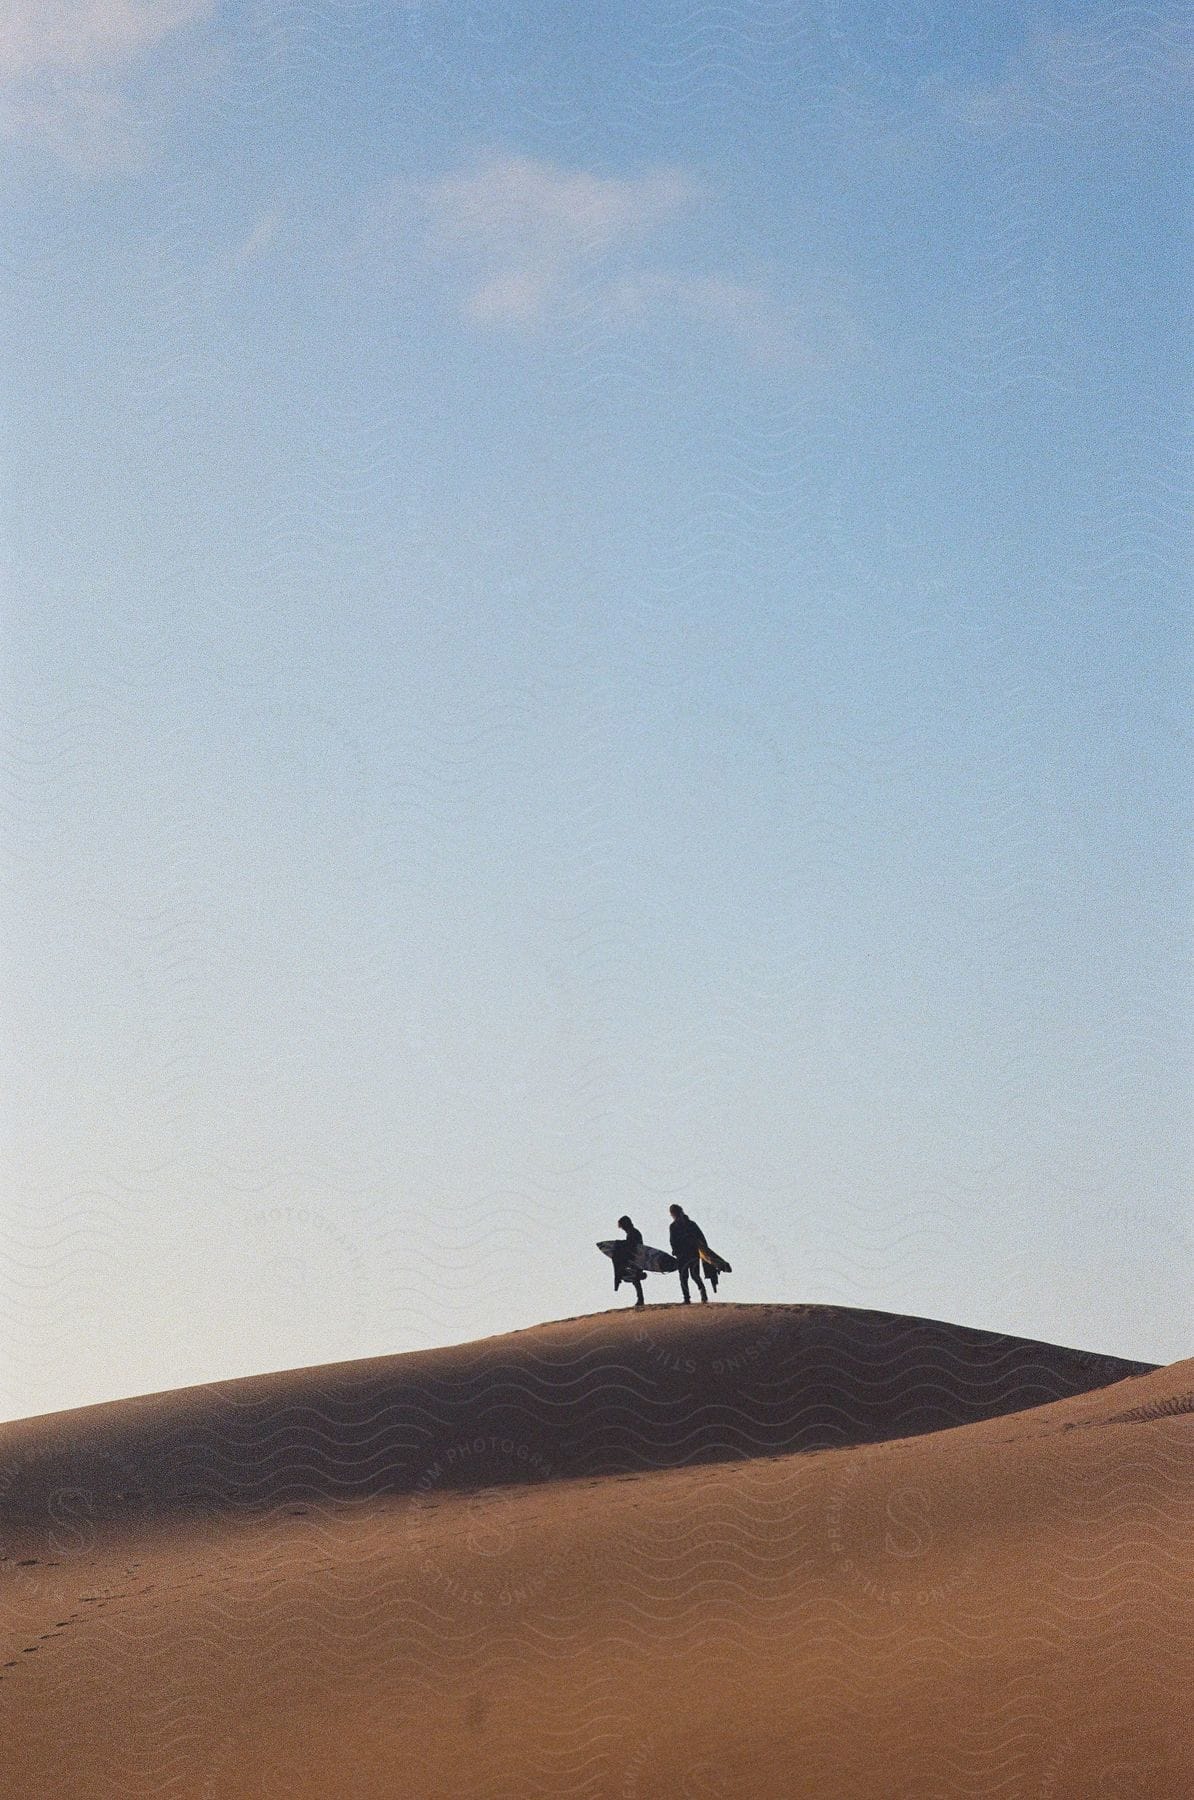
<box><xmin>611</xmin><ymin>1214</ymin><xmax>645</xmax><ymax>1309</ymax></box>
<box><xmin>668</xmin><ymin>1204</ymin><xmax>708</xmax><ymax>1303</ymax></box>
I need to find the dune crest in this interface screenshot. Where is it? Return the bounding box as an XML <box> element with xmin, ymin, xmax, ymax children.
<box><xmin>0</xmin><ymin>1304</ymin><xmax>1153</xmax><ymax>1527</ymax></box>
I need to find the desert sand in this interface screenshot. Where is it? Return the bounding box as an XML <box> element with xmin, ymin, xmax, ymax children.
<box><xmin>1</xmin><ymin>1303</ymin><xmax>1190</xmax><ymax>1797</ymax></box>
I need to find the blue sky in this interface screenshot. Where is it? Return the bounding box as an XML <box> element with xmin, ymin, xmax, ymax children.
<box><xmin>2</xmin><ymin>1</ymin><xmax>1190</xmax><ymax>1418</ymax></box>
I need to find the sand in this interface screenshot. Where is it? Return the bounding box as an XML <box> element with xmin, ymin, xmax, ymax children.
<box><xmin>1</xmin><ymin>1304</ymin><xmax>1190</xmax><ymax>1797</ymax></box>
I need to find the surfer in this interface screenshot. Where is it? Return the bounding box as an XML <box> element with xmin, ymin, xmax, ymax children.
<box><xmin>611</xmin><ymin>1215</ymin><xmax>646</xmax><ymax>1309</ymax></box>
<box><xmin>668</xmin><ymin>1204</ymin><xmax>709</xmax><ymax>1304</ymax></box>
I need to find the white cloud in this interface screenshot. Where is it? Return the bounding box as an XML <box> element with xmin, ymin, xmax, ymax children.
<box><xmin>464</xmin><ymin>268</ymin><xmax>554</xmax><ymax>325</ymax></box>
<box><xmin>612</xmin><ymin>269</ymin><xmax>867</xmax><ymax>368</ymax></box>
<box><xmin>0</xmin><ymin>0</ymin><xmax>216</xmax><ymax>166</ymax></box>
<box><xmin>418</xmin><ymin>153</ymin><xmax>697</xmax><ymax>323</ymax></box>
<box><xmin>397</xmin><ymin>152</ymin><xmax>865</xmax><ymax>369</ymax></box>
<box><xmin>0</xmin><ymin>0</ymin><xmax>211</xmax><ymax>77</ymax></box>
<box><xmin>427</xmin><ymin>155</ymin><xmax>693</xmax><ymax>259</ymax></box>
<box><xmin>936</xmin><ymin>18</ymin><xmax>1192</xmax><ymax>136</ymax></box>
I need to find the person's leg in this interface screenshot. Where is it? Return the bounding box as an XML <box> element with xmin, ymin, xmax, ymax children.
<box><xmin>631</xmin><ymin>1275</ymin><xmax>645</xmax><ymax>1309</ymax></box>
<box><xmin>679</xmin><ymin>1261</ymin><xmax>695</xmax><ymax>1302</ymax></box>
<box><xmin>692</xmin><ymin>1260</ymin><xmax>708</xmax><ymax>1302</ymax></box>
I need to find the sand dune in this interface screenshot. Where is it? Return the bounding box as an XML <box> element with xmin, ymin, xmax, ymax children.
<box><xmin>1</xmin><ymin>1305</ymin><xmax>1190</xmax><ymax>1797</ymax></box>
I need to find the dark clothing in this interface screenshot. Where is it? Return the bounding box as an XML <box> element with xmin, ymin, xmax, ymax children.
<box><xmin>612</xmin><ymin>1224</ymin><xmax>643</xmax><ymax>1279</ymax></box>
<box><xmin>669</xmin><ymin>1211</ymin><xmax>708</xmax><ymax>1303</ymax></box>
<box><xmin>612</xmin><ymin>1225</ymin><xmax>645</xmax><ymax>1305</ymax></box>
<box><xmin>668</xmin><ymin>1213</ymin><xmax>706</xmax><ymax>1262</ymax></box>
<box><xmin>677</xmin><ymin>1257</ymin><xmax>707</xmax><ymax>1302</ymax></box>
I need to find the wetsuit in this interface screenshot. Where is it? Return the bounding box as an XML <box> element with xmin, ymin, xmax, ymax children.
<box><xmin>669</xmin><ymin>1211</ymin><xmax>708</xmax><ymax>1303</ymax></box>
<box><xmin>612</xmin><ymin>1225</ymin><xmax>645</xmax><ymax>1307</ymax></box>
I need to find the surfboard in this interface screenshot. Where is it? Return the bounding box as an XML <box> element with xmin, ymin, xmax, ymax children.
<box><xmin>698</xmin><ymin>1246</ymin><xmax>732</xmax><ymax>1274</ymax></box>
<box><xmin>596</xmin><ymin>1240</ymin><xmax>678</xmax><ymax>1275</ymax></box>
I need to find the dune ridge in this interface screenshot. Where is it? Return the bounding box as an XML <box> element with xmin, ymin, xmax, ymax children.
<box><xmin>1</xmin><ymin>1305</ymin><xmax>1189</xmax><ymax>1798</ymax></box>
<box><xmin>0</xmin><ymin>1304</ymin><xmax>1153</xmax><ymax>1528</ymax></box>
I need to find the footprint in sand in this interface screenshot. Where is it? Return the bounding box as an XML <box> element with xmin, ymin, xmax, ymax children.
<box><xmin>1109</xmin><ymin>1390</ymin><xmax>1194</xmax><ymax>1424</ymax></box>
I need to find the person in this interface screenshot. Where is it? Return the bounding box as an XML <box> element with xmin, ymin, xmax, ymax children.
<box><xmin>610</xmin><ymin>1214</ymin><xmax>645</xmax><ymax>1309</ymax></box>
<box><xmin>668</xmin><ymin>1204</ymin><xmax>708</xmax><ymax>1303</ymax></box>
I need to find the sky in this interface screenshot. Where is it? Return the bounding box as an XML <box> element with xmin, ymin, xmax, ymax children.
<box><xmin>1</xmin><ymin>0</ymin><xmax>1191</xmax><ymax>1420</ymax></box>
